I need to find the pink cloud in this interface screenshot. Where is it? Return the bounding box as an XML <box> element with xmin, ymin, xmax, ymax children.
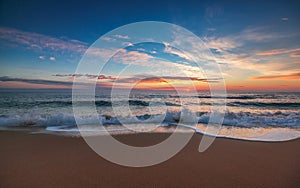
<box><xmin>0</xmin><ymin>27</ymin><xmax>88</xmax><ymax>54</ymax></box>
<box><xmin>290</xmin><ymin>52</ymin><xmax>300</xmax><ymax>57</ymax></box>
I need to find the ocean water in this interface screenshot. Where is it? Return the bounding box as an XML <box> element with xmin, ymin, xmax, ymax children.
<box><xmin>0</xmin><ymin>89</ymin><xmax>299</xmax><ymax>141</ymax></box>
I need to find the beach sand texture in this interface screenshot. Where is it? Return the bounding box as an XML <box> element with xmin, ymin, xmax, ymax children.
<box><xmin>0</xmin><ymin>131</ymin><xmax>299</xmax><ymax>188</ymax></box>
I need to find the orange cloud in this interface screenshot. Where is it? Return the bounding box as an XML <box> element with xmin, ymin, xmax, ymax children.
<box><xmin>290</xmin><ymin>52</ymin><xmax>300</xmax><ymax>57</ymax></box>
<box><xmin>252</xmin><ymin>72</ymin><xmax>300</xmax><ymax>80</ymax></box>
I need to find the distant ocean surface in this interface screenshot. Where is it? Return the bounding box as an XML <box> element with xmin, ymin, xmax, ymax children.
<box><xmin>0</xmin><ymin>89</ymin><xmax>299</xmax><ymax>141</ymax></box>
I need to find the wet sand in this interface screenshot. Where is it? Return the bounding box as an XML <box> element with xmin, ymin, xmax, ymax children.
<box><xmin>0</xmin><ymin>131</ymin><xmax>299</xmax><ymax>188</ymax></box>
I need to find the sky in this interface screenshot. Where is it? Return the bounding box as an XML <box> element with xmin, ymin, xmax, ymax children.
<box><xmin>0</xmin><ymin>0</ymin><xmax>300</xmax><ymax>91</ymax></box>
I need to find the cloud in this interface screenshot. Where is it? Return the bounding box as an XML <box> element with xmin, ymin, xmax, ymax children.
<box><xmin>197</xmin><ymin>26</ymin><xmax>299</xmax><ymax>79</ymax></box>
<box><xmin>113</xmin><ymin>49</ymin><xmax>208</xmax><ymax>78</ymax></box>
<box><xmin>0</xmin><ymin>74</ymin><xmax>220</xmax><ymax>90</ymax></box>
<box><xmin>0</xmin><ymin>27</ymin><xmax>87</xmax><ymax>55</ymax></box>
<box><xmin>52</xmin><ymin>73</ymin><xmax>220</xmax><ymax>85</ymax></box>
<box><xmin>101</xmin><ymin>37</ymin><xmax>116</xmax><ymax>42</ymax></box>
<box><xmin>100</xmin><ymin>35</ymin><xmax>130</xmax><ymax>43</ymax></box>
<box><xmin>163</xmin><ymin>42</ymin><xmax>194</xmax><ymax>61</ymax></box>
<box><xmin>203</xmin><ymin>27</ymin><xmax>289</xmax><ymax>53</ymax></box>
<box><xmin>122</xmin><ymin>42</ymin><xmax>133</xmax><ymax>46</ymax></box>
<box><xmin>49</xmin><ymin>56</ymin><xmax>56</xmax><ymax>61</ymax></box>
<box><xmin>52</xmin><ymin>74</ymin><xmax>116</xmax><ymax>80</ymax></box>
<box><xmin>243</xmin><ymin>27</ymin><xmax>284</xmax><ymax>43</ymax></box>
<box><xmin>113</xmin><ymin>35</ymin><xmax>130</xmax><ymax>39</ymax></box>
<box><xmin>0</xmin><ymin>27</ymin><xmax>125</xmax><ymax>62</ymax></box>
<box><xmin>0</xmin><ymin>76</ymin><xmax>114</xmax><ymax>88</ymax></box>
<box><xmin>203</xmin><ymin>36</ymin><xmax>242</xmax><ymax>52</ymax></box>
<box><xmin>38</xmin><ymin>56</ymin><xmax>45</xmax><ymax>60</ymax></box>
<box><xmin>114</xmin><ymin>49</ymin><xmax>154</xmax><ymax>64</ymax></box>
<box><xmin>290</xmin><ymin>52</ymin><xmax>300</xmax><ymax>57</ymax></box>
<box><xmin>281</xmin><ymin>18</ymin><xmax>289</xmax><ymax>21</ymax></box>
<box><xmin>256</xmin><ymin>48</ymin><xmax>300</xmax><ymax>56</ymax></box>
<box><xmin>0</xmin><ymin>76</ymin><xmax>73</xmax><ymax>86</ymax></box>
<box><xmin>114</xmin><ymin>75</ymin><xmax>221</xmax><ymax>84</ymax></box>
<box><xmin>252</xmin><ymin>72</ymin><xmax>300</xmax><ymax>80</ymax></box>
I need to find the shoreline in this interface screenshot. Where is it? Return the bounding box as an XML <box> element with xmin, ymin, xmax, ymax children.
<box><xmin>1</xmin><ymin>131</ymin><xmax>299</xmax><ymax>187</ymax></box>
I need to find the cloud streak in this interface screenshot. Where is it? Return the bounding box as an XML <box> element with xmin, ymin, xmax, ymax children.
<box><xmin>53</xmin><ymin>74</ymin><xmax>116</xmax><ymax>80</ymax></box>
<box><xmin>0</xmin><ymin>76</ymin><xmax>115</xmax><ymax>88</ymax></box>
<box><xmin>0</xmin><ymin>74</ymin><xmax>219</xmax><ymax>89</ymax></box>
<box><xmin>256</xmin><ymin>48</ymin><xmax>300</xmax><ymax>56</ymax></box>
<box><xmin>0</xmin><ymin>76</ymin><xmax>74</xmax><ymax>86</ymax></box>
<box><xmin>252</xmin><ymin>72</ymin><xmax>300</xmax><ymax>80</ymax></box>
<box><xmin>0</xmin><ymin>27</ymin><xmax>88</xmax><ymax>55</ymax></box>
<box><xmin>114</xmin><ymin>75</ymin><xmax>221</xmax><ymax>84</ymax></box>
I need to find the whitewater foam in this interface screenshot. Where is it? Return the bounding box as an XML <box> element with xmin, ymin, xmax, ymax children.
<box><xmin>1</xmin><ymin>110</ymin><xmax>299</xmax><ymax>141</ymax></box>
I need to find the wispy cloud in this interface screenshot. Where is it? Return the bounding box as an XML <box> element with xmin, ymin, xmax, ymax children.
<box><xmin>0</xmin><ymin>76</ymin><xmax>114</xmax><ymax>88</ymax></box>
<box><xmin>204</xmin><ymin>26</ymin><xmax>287</xmax><ymax>53</ymax></box>
<box><xmin>199</xmin><ymin>26</ymin><xmax>300</xmax><ymax>79</ymax></box>
<box><xmin>0</xmin><ymin>28</ymin><xmax>87</xmax><ymax>53</ymax></box>
<box><xmin>252</xmin><ymin>72</ymin><xmax>300</xmax><ymax>80</ymax></box>
<box><xmin>114</xmin><ymin>34</ymin><xmax>130</xmax><ymax>39</ymax></box>
<box><xmin>100</xmin><ymin>34</ymin><xmax>130</xmax><ymax>42</ymax></box>
<box><xmin>203</xmin><ymin>36</ymin><xmax>242</xmax><ymax>52</ymax></box>
<box><xmin>239</xmin><ymin>27</ymin><xmax>284</xmax><ymax>42</ymax></box>
<box><xmin>0</xmin><ymin>74</ymin><xmax>219</xmax><ymax>89</ymax></box>
<box><xmin>53</xmin><ymin>73</ymin><xmax>116</xmax><ymax>80</ymax></box>
<box><xmin>101</xmin><ymin>37</ymin><xmax>116</xmax><ymax>42</ymax></box>
<box><xmin>163</xmin><ymin>42</ymin><xmax>194</xmax><ymax>61</ymax></box>
<box><xmin>115</xmin><ymin>75</ymin><xmax>221</xmax><ymax>84</ymax></box>
<box><xmin>290</xmin><ymin>52</ymin><xmax>300</xmax><ymax>57</ymax></box>
<box><xmin>0</xmin><ymin>27</ymin><xmax>136</xmax><ymax>63</ymax></box>
<box><xmin>0</xmin><ymin>27</ymin><xmax>88</xmax><ymax>55</ymax></box>
<box><xmin>113</xmin><ymin>49</ymin><xmax>208</xmax><ymax>78</ymax></box>
<box><xmin>256</xmin><ymin>47</ymin><xmax>300</xmax><ymax>56</ymax></box>
<box><xmin>0</xmin><ymin>76</ymin><xmax>73</xmax><ymax>86</ymax></box>
<box><xmin>0</xmin><ymin>27</ymin><xmax>134</xmax><ymax>60</ymax></box>
<box><xmin>114</xmin><ymin>49</ymin><xmax>154</xmax><ymax>65</ymax></box>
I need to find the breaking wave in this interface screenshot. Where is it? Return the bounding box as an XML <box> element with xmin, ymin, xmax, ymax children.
<box><xmin>0</xmin><ymin>110</ymin><xmax>299</xmax><ymax>141</ymax></box>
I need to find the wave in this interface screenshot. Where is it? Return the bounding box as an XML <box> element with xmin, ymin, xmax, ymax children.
<box><xmin>1</xmin><ymin>110</ymin><xmax>299</xmax><ymax>128</ymax></box>
<box><xmin>171</xmin><ymin>94</ymin><xmax>292</xmax><ymax>100</ymax></box>
<box><xmin>4</xmin><ymin>99</ymin><xmax>300</xmax><ymax>110</ymax></box>
<box><xmin>197</xmin><ymin>95</ymin><xmax>256</xmax><ymax>99</ymax></box>
<box><xmin>197</xmin><ymin>102</ymin><xmax>300</xmax><ymax>108</ymax></box>
<box><xmin>167</xmin><ymin>95</ymin><xmax>256</xmax><ymax>99</ymax></box>
<box><xmin>42</xmin><ymin>123</ymin><xmax>300</xmax><ymax>142</ymax></box>
<box><xmin>229</xmin><ymin>102</ymin><xmax>300</xmax><ymax>108</ymax></box>
<box><xmin>0</xmin><ymin>110</ymin><xmax>299</xmax><ymax>141</ymax></box>
<box><xmin>0</xmin><ymin>100</ymin><xmax>180</xmax><ymax>108</ymax></box>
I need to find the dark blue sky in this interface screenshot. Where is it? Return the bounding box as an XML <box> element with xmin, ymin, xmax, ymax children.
<box><xmin>1</xmin><ymin>0</ymin><xmax>299</xmax><ymax>42</ymax></box>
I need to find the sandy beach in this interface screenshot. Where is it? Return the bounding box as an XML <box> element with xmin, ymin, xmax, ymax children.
<box><xmin>0</xmin><ymin>131</ymin><xmax>299</xmax><ymax>188</ymax></box>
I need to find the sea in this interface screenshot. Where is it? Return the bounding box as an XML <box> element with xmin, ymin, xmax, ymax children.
<box><xmin>0</xmin><ymin>89</ymin><xmax>299</xmax><ymax>141</ymax></box>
